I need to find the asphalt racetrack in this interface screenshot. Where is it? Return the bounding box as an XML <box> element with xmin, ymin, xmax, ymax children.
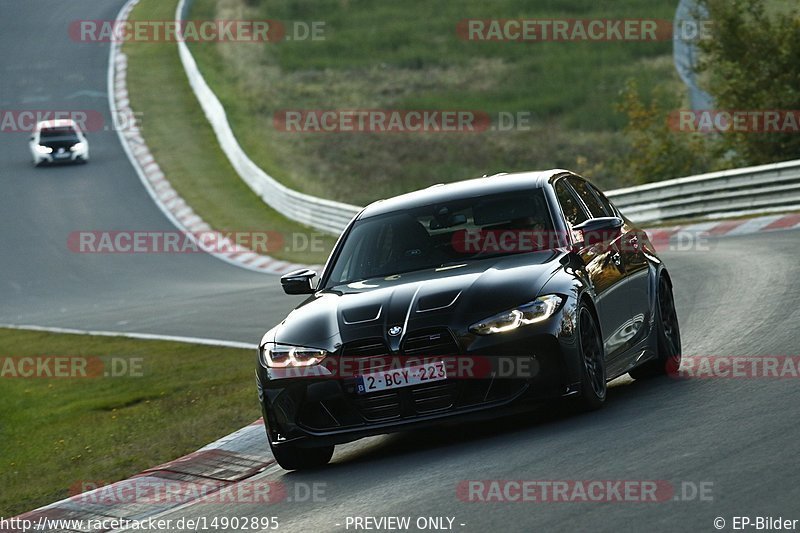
<box><xmin>124</xmin><ymin>230</ymin><xmax>800</xmax><ymax>532</ymax></box>
<box><xmin>0</xmin><ymin>0</ymin><xmax>299</xmax><ymax>344</ymax></box>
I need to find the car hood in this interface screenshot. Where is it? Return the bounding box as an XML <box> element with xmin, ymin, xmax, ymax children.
<box><xmin>265</xmin><ymin>251</ymin><xmax>566</xmax><ymax>351</ymax></box>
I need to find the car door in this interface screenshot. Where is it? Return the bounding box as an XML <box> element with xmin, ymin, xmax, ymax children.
<box><xmin>575</xmin><ymin>179</ymin><xmax>653</xmax><ymax>351</ymax></box>
<box><xmin>554</xmin><ymin>178</ymin><xmax>630</xmax><ymax>362</ymax></box>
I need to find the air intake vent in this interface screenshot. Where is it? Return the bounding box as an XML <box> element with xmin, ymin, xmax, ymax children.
<box><xmin>341</xmin><ymin>338</ymin><xmax>389</xmax><ymax>358</ymax></box>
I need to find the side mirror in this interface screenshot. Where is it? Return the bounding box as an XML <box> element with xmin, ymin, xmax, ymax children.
<box><xmin>572</xmin><ymin>217</ymin><xmax>624</xmax><ymax>248</ymax></box>
<box><xmin>280</xmin><ymin>269</ymin><xmax>317</xmax><ymax>295</ymax></box>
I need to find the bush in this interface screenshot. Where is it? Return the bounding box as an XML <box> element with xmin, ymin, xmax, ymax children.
<box><xmin>614</xmin><ymin>0</ymin><xmax>800</xmax><ymax>183</ymax></box>
<box><xmin>696</xmin><ymin>0</ymin><xmax>800</xmax><ymax>165</ymax></box>
<box><xmin>612</xmin><ymin>80</ymin><xmax>718</xmax><ymax>185</ymax></box>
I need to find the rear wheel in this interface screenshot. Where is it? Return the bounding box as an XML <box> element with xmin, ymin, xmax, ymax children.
<box><xmin>575</xmin><ymin>304</ymin><xmax>606</xmax><ymax>410</ymax></box>
<box><xmin>268</xmin><ymin>438</ymin><xmax>334</xmax><ymax>471</ymax></box>
<box><xmin>630</xmin><ymin>275</ymin><xmax>682</xmax><ymax>379</ymax></box>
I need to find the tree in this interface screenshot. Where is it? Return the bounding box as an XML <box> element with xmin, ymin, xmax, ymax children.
<box><xmin>696</xmin><ymin>0</ymin><xmax>800</xmax><ymax>164</ymax></box>
<box><xmin>612</xmin><ymin>80</ymin><xmax>716</xmax><ymax>185</ymax></box>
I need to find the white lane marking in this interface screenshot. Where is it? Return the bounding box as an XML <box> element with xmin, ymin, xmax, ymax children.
<box><xmin>0</xmin><ymin>323</ymin><xmax>255</xmax><ymax>350</ymax></box>
<box><xmin>66</xmin><ymin>90</ymin><xmax>108</xmax><ymax>100</ymax></box>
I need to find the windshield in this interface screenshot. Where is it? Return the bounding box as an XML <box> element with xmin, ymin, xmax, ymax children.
<box><xmin>326</xmin><ymin>188</ymin><xmax>555</xmax><ymax>286</ymax></box>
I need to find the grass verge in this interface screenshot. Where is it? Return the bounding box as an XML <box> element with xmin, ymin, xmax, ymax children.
<box><xmin>0</xmin><ymin>328</ymin><xmax>258</xmax><ymax>516</ymax></box>
<box><xmin>124</xmin><ymin>0</ymin><xmax>336</xmax><ymax>265</ymax></box>
<box><xmin>188</xmin><ymin>0</ymin><xmax>682</xmax><ymax>203</ymax></box>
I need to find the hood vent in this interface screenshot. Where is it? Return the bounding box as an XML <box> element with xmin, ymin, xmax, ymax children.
<box><xmin>342</xmin><ymin>305</ymin><xmax>382</xmax><ymax>325</ymax></box>
<box><xmin>416</xmin><ymin>290</ymin><xmax>461</xmax><ymax>313</ymax></box>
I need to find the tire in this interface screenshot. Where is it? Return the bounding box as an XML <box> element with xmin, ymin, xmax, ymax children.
<box><xmin>630</xmin><ymin>275</ymin><xmax>682</xmax><ymax>379</ymax></box>
<box><xmin>575</xmin><ymin>303</ymin><xmax>607</xmax><ymax>410</ymax></box>
<box><xmin>268</xmin><ymin>438</ymin><xmax>334</xmax><ymax>471</ymax></box>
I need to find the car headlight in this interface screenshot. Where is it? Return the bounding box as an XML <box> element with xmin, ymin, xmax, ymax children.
<box><xmin>70</xmin><ymin>142</ymin><xmax>86</xmax><ymax>152</ymax></box>
<box><xmin>469</xmin><ymin>294</ymin><xmax>564</xmax><ymax>335</ymax></box>
<box><xmin>35</xmin><ymin>145</ymin><xmax>53</xmax><ymax>154</ymax></box>
<box><xmin>260</xmin><ymin>343</ymin><xmax>327</xmax><ymax>368</ymax></box>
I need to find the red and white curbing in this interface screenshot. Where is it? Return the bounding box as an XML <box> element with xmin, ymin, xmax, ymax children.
<box><xmin>645</xmin><ymin>213</ymin><xmax>800</xmax><ymax>251</ymax></box>
<box><xmin>10</xmin><ymin>419</ymin><xmax>272</xmax><ymax>531</ymax></box>
<box><xmin>108</xmin><ymin>0</ymin><xmax>322</xmax><ymax>275</ymax></box>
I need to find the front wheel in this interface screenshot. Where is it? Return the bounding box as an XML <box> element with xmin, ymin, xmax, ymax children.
<box><xmin>268</xmin><ymin>438</ymin><xmax>334</xmax><ymax>471</ymax></box>
<box><xmin>575</xmin><ymin>304</ymin><xmax>607</xmax><ymax>410</ymax></box>
<box><xmin>630</xmin><ymin>275</ymin><xmax>682</xmax><ymax>379</ymax></box>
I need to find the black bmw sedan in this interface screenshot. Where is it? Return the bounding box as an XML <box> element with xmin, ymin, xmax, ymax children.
<box><xmin>256</xmin><ymin>170</ymin><xmax>681</xmax><ymax>470</ymax></box>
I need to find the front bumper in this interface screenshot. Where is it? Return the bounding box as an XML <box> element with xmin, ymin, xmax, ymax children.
<box><xmin>257</xmin><ymin>306</ymin><xmax>583</xmax><ymax>448</ymax></box>
<box><xmin>32</xmin><ymin>148</ymin><xmax>89</xmax><ymax>165</ymax></box>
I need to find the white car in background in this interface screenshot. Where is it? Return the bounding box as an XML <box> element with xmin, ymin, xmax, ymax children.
<box><xmin>29</xmin><ymin>119</ymin><xmax>89</xmax><ymax>166</ymax></box>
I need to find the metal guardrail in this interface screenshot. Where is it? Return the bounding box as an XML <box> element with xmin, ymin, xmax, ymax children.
<box><xmin>606</xmin><ymin>159</ymin><xmax>800</xmax><ymax>223</ymax></box>
<box><xmin>176</xmin><ymin>0</ymin><xmax>361</xmax><ymax>235</ymax></box>
<box><xmin>177</xmin><ymin>0</ymin><xmax>800</xmax><ymax>232</ymax></box>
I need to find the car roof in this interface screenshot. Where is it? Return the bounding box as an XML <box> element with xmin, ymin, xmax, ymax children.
<box><xmin>358</xmin><ymin>169</ymin><xmax>572</xmax><ymax>219</ymax></box>
<box><xmin>37</xmin><ymin>119</ymin><xmax>78</xmax><ymax>130</ymax></box>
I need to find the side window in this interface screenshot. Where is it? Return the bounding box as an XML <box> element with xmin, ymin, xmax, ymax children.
<box><xmin>586</xmin><ymin>182</ymin><xmax>618</xmax><ymax>218</ymax></box>
<box><xmin>569</xmin><ymin>177</ymin><xmax>610</xmax><ymax>218</ymax></box>
<box><xmin>554</xmin><ymin>179</ymin><xmax>588</xmax><ymax>229</ymax></box>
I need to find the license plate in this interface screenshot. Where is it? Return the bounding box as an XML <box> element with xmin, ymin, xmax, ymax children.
<box><xmin>356</xmin><ymin>361</ymin><xmax>447</xmax><ymax>395</ymax></box>
<box><xmin>54</xmin><ymin>152</ymin><xmax>70</xmax><ymax>159</ymax></box>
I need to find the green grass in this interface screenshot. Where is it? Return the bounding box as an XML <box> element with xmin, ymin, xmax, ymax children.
<box><xmin>0</xmin><ymin>329</ymin><xmax>258</xmax><ymax>516</ymax></box>
<box><xmin>188</xmin><ymin>0</ymin><xmax>684</xmax><ymax>203</ymax></box>
<box><xmin>124</xmin><ymin>0</ymin><xmax>336</xmax><ymax>263</ymax></box>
